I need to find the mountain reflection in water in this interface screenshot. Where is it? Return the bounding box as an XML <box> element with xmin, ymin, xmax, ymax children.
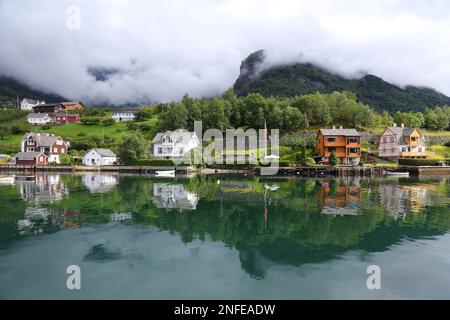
<box><xmin>0</xmin><ymin>173</ymin><xmax>449</xmax><ymax>299</ymax></box>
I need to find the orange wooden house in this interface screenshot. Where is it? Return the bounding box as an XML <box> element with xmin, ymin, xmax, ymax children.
<box><xmin>316</xmin><ymin>127</ymin><xmax>361</xmax><ymax>165</ymax></box>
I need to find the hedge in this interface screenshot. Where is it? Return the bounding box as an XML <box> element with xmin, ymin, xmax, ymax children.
<box><xmin>126</xmin><ymin>159</ymin><xmax>176</xmax><ymax>166</ymax></box>
<box><xmin>398</xmin><ymin>158</ymin><xmax>441</xmax><ymax>166</ymax></box>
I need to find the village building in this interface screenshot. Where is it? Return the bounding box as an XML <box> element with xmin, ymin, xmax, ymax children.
<box><xmin>21</xmin><ymin>132</ymin><xmax>69</xmax><ymax>164</ymax></box>
<box><xmin>55</xmin><ymin>113</ymin><xmax>80</xmax><ymax>124</ymax></box>
<box><xmin>151</xmin><ymin>183</ymin><xmax>199</xmax><ymax>211</ymax></box>
<box><xmin>32</xmin><ymin>103</ymin><xmax>65</xmax><ymax>114</ymax></box>
<box><xmin>378</xmin><ymin>124</ymin><xmax>431</xmax><ymax>159</ymax></box>
<box><xmin>13</xmin><ymin>151</ymin><xmax>48</xmax><ymax>166</ymax></box>
<box><xmin>27</xmin><ymin>113</ymin><xmax>53</xmax><ymax>125</ymax></box>
<box><xmin>111</xmin><ymin>109</ymin><xmax>136</xmax><ymax>122</ymax></box>
<box><xmin>316</xmin><ymin>127</ymin><xmax>361</xmax><ymax>165</ymax></box>
<box><xmin>82</xmin><ymin>148</ymin><xmax>118</xmax><ymax>166</ymax></box>
<box><xmin>20</xmin><ymin>99</ymin><xmax>45</xmax><ymax>111</ymax></box>
<box><xmin>61</xmin><ymin>101</ymin><xmax>84</xmax><ymax>111</ymax></box>
<box><xmin>151</xmin><ymin>129</ymin><xmax>200</xmax><ymax>158</ymax></box>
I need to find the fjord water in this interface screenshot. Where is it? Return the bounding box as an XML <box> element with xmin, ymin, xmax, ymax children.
<box><xmin>0</xmin><ymin>173</ymin><xmax>449</xmax><ymax>299</ymax></box>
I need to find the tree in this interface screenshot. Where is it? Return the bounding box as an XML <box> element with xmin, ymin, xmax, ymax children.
<box><xmin>161</xmin><ymin>102</ymin><xmax>188</xmax><ymax>130</ymax></box>
<box><xmin>329</xmin><ymin>151</ymin><xmax>338</xmax><ymax>166</ymax></box>
<box><xmin>182</xmin><ymin>94</ymin><xmax>201</xmax><ymax>131</ymax></box>
<box><xmin>60</xmin><ymin>154</ymin><xmax>73</xmax><ymax>165</ymax></box>
<box><xmin>119</xmin><ymin>133</ymin><xmax>148</xmax><ymax>163</ymax></box>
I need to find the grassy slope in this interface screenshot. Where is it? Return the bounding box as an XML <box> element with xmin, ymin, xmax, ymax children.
<box><xmin>0</xmin><ymin>115</ymin><xmax>160</xmax><ymax>155</ymax></box>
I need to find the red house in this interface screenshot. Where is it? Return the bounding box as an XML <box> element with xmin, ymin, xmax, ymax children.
<box><xmin>55</xmin><ymin>113</ymin><xmax>80</xmax><ymax>124</ymax></box>
<box><xmin>14</xmin><ymin>152</ymin><xmax>48</xmax><ymax>166</ymax></box>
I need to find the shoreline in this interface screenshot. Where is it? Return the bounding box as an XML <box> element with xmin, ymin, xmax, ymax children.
<box><xmin>2</xmin><ymin>164</ymin><xmax>450</xmax><ymax>176</ymax></box>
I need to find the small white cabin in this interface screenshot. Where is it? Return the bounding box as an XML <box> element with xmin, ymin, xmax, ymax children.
<box><xmin>27</xmin><ymin>113</ymin><xmax>53</xmax><ymax>125</ymax></box>
<box><xmin>21</xmin><ymin>99</ymin><xmax>45</xmax><ymax>111</ymax></box>
<box><xmin>82</xmin><ymin>148</ymin><xmax>117</xmax><ymax>166</ymax></box>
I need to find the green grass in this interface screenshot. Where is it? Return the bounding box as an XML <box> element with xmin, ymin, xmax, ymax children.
<box><xmin>430</xmin><ymin>145</ymin><xmax>450</xmax><ymax>159</ymax></box>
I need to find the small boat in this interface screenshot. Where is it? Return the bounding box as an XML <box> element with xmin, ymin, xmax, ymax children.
<box><xmin>156</xmin><ymin>170</ymin><xmax>176</xmax><ymax>177</ymax></box>
<box><xmin>0</xmin><ymin>175</ymin><xmax>15</xmax><ymax>185</ymax></box>
<box><xmin>386</xmin><ymin>171</ymin><xmax>409</xmax><ymax>176</ymax></box>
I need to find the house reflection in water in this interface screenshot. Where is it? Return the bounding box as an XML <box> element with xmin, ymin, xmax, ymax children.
<box><xmin>378</xmin><ymin>183</ymin><xmax>434</xmax><ymax>218</ymax></box>
<box><xmin>17</xmin><ymin>206</ymin><xmax>81</xmax><ymax>236</ymax></box>
<box><xmin>317</xmin><ymin>178</ymin><xmax>361</xmax><ymax>216</ymax></box>
<box><xmin>151</xmin><ymin>183</ymin><xmax>199</xmax><ymax>212</ymax></box>
<box><xmin>81</xmin><ymin>173</ymin><xmax>118</xmax><ymax>193</ymax></box>
<box><xmin>18</xmin><ymin>174</ymin><xmax>68</xmax><ymax>204</ymax></box>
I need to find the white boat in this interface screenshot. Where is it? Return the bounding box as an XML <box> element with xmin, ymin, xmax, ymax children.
<box><xmin>0</xmin><ymin>175</ymin><xmax>15</xmax><ymax>185</ymax></box>
<box><xmin>386</xmin><ymin>171</ymin><xmax>409</xmax><ymax>176</ymax></box>
<box><xmin>156</xmin><ymin>170</ymin><xmax>176</xmax><ymax>177</ymax></box>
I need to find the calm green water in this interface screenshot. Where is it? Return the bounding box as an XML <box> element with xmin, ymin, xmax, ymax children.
<box><xmin>0</xmin><ymin>173</ymin><xmax>449</xmax><ymax>299</ymax></box>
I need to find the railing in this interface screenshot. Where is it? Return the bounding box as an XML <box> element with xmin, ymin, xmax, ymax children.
<box><xmin>400</xmin><ymin>151</ymin><xmax>434</xmax><ymax>158</ymax></box>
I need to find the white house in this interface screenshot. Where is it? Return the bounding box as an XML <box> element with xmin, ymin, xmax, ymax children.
<box><xmin>27</xmin><ymin>113</ymin><xmax>53</xmax><ymax>125</ymax></box>
<box><xmin>112</xmin><ymin>110</ymin><xmax>136</xmax><ymax>122</ymax></box>
<box><xmin>151</xmin><ymin>129</ymin><xmax>200</xmax><ymax>158</ymax></box>
<box><xmin>82</xmin><ymin>148</ymin><xmax>118</xmax><ymax>166</ymax></box>
<box><xmin>21</xmin><ymin>99</ymin><xmax>45</xmax><ymax>111</ymax></box>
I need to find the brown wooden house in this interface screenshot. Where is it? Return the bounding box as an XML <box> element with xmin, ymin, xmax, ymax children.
<box><xmin>32</xmin><ymin>103</ymin><xmax>65</xmax><ymax>113</ymax></box>
<box><xmin>316</xmin><ymin>127</ymin><xmax>361</xmax><ymax>165</ymax></box>
<box><xmin>14</xmin><ymin>152</ymin><xmax>48</xmax><ymax>166</ymax></box>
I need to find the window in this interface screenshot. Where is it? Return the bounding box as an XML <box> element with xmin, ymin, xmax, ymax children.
<box><xmin>27</xmin><ymin>139</ymin><xmax>34</xmax><ymax>145</ymax></box>
<box><xmin>26</xmin><ymin>147</ymin><xmax>34</xmax><ymax>152</ymax></box>
<box><xmin>348</xmin><ymin>148</ymin><xmax>359</xmax><ymax>154</ymax></box>
<box><xmin>53</xmin><ymin>147</ymin><xmax>57</xmax><ymax>153</ymax></box>
<box><xmin>391</xmin><ymin>147</ymin><xmax>395</xmax><ymax>153</ymax></box>
<box><xmin>158</xmin><ymin>147</ymin><xmax>163</xmax><ymax>154</ymax></box>
<box><xmin>402</xmin><ymin>147</ymin><xmax>407</xmax><ymax>152</ymax></box>
<box><xmin>61</xmin><ymin>148</ymin><xmax>65</xmax><ymax>153</ymax></box>
<box><xmin>347</xmin><ymin>138</ymin><xmax>358</xmax><ymax>144</ymax></box>
<box><xmin>383</xmin><ymin>137</ymin><xmax>387</xmax><ymax>143</ymax></box>
<box><xmin>389</xmin><ymin>137</ymin><xmax>394</xmax><ymax>142</ymax></box>
<box><xmin>327</xmin><ymin>147</ymin><xmax>335</xmax><ymax>152</ymax></box>
<box><xmin>326</xmin><ymin>137</ymin><xmax>336</xmax><ymax>142</ymax></box>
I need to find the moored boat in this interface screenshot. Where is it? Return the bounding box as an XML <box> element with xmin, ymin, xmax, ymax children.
<box><xmin>155</xmin><ymin>170</ymin><xmax>176</xmax><ymax>177</ymax></box>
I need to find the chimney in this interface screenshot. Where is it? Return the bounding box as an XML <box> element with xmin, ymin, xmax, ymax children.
<box><xmin>332</xmin><ymin>125</ymin><xmax>336</xmax><ymax>130</ymax></box>
<box><xmin>393</xmin><ymin>123</ymin><xmax>397</xmax><ymax>127</ymax></box>
<box><xmin>401</xmin><ymin>123</ymin><xmax>404</xmax><ymax>128</ymax></box>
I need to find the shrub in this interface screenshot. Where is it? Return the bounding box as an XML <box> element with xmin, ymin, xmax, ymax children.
<box><xmin>81</xmin><ymin>117</ymin><xmax>101</xmax><ymax>125</ymax></box>
<box><xmin>102</xmin><ymin>118</ymin><xmax>115</xmax><ymax>126</ymax></box>
<box><xmin>126</xmin><ymin>159</ymin><xmax>175</xmax><ymax>166</ymax></box>
<box><xmin>59</xmin><ymin>154</ymin><xmax>73</xmax><ymax>165</ymax></box>
<box><xmin>398</xmin><ymin>158</ymin><xmax>441</xmax><ymax>166</ymax></box>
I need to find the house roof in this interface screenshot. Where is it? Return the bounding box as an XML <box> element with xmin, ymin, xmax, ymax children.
<box><xmin>23</xmin><ymin>132</ymin><xmax>64</xmax><ymax>147</ymax></box>
<box><xmin>27</xmin><ymin>113</ymin><xmax>50</xmax><ymax>119</ymax></box>
<box><xmin>151</xmin><ymin>129</ymin><xmax>196</xmax><ymax>144</ymax></box>
<box><xmin>14</xmin><ymin>152</ymin><xmax>47</xmax><ymax>160</ymax></box>
<box><xmin>61</xmin><ymin>101</ymin><xmax>84</xmax><ymax>107</ymax></box>
<box><xmin>91</xmin><ymin>148</ymin><xmax>117</xmax><ymax>157</ymax></box>
<box><xmin>33</xmin><ymin>103</ymin><xmax>64</xmax><ymax>108</ymax></box>
<box><xmin>22</xmin><ymin>98</ymin><xmax>39</xmax><ymax>104</ymax></box>
<box><xmin>112</xmin><ymin>109</ymin><xmax>137</xmax><ymax>114</ymax></box>
<box><xmin>385</xmin><ymin>127</ymin><xmax>422</xmax><ymax>144</ymax></box>
<box><xmin>318</xmin><ymin>128</ymin><xmax>361</xmax><ymax>137</ymax></box>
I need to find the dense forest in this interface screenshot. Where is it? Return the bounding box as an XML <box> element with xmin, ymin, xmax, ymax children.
<box><xmin>147</xmin><ymin>90</ymin><xmax>450</xmax><ymax>133</ymax></box>
<box><xmin>233</xmin><ymin>50</ymin><xmax>450</xmax><ymax>113</ymax></box>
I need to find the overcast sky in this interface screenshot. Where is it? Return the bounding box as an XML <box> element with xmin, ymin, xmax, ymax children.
<box><xmin>1</xmin><ymin>0</ymin><xmax>450</xmax><ymax>104</ymax></box>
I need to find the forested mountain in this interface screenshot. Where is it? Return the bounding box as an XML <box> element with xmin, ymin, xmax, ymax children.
<box><xmin>233</xmin><ymin>50</ymin><xmax>450</xmax><ymax>113</ymax></box>
<box><xmin>0</xmin><ymin>76</ymin><xmax>65</xmax><ymax>108</ymax></box>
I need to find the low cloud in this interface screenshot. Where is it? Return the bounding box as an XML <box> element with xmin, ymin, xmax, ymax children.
<box><xmin>1</xmin><ymin>0</ymin><xmax>450</xmax><ymax>104</ymax></box>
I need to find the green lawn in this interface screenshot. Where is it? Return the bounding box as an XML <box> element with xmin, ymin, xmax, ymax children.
<box><xmin>430</xmin><ymin>145</ymin><xmax>450</xmax><ymax>159</ymax></box>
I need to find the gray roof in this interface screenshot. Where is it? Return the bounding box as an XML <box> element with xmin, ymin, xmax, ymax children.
<box><xmin>151</xmin><ymin>129</ymin><xmax>196</xmax><ymax>144</ymax></box>
<box><xmin>92</xmin><ymin>148</ymin><xmax>117</xmax><ymax>157</ymax></box>
<box><xmin>23</xmin><ymin>98</ymin><xmax>38</xmax><ymax>104</ymax></box>
<box><xmin>319</xmin><ymin>128</ymin><xmax>361</xmax><ymax>137</ymax></box>
<box><xmin>14</xmin><ymin>152</ymin><xmax>46</xmax><ymax>160</ymax></box>
<box><xmin>385</xmin><ymin>127</ymin><xmax>422</xmax><ymax>144</ymax></box>
<box><xmin>27</xmin><ymin>113</ymin><xmax>50</xmax><ymax>119</ymax></box>
<box><xmin>23</xmin><ymin>132</ymin><xmax>64</xmax><ymax>147</ymax></box>
<box><xmin>55</xmin><ymin>113</ymin><xmax>79</xmax><ymax>117</ymax></box>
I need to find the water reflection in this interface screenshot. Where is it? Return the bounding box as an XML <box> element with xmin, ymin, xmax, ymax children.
<box><xmin>317</xmin><ymin>178</ymin><xmax>361</xmax><ymax>216</ymax></box>
<box><xmin>151</xmin><ymin>183</ymin><xmax>199</xmax><ymax>211</ymax></box>
<box><xmin>81</xmin><ymin>172</ymin><xmax>118</xmax><ymax>193</ymax></box>
<box><xmin>19</xmin><ymin>174</ymin><xmax>68</xmax><ymax>204</ymax></box>
<box><xmin>1</xmin><ymin>173</ymin><xmax>450</xmax><ymax>289</ymax></box>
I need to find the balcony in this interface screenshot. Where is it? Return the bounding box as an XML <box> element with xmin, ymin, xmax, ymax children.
<box><xmin>400</xmin><ymin>151</ymin><xmax>435</xmax><ymax>158</ymax></box>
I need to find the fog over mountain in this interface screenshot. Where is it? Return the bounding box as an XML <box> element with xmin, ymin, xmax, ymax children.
<box><xmin>1</xmin><ymin>0</ymin><xmax>450</xmax><ymax>105</ymax></box>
